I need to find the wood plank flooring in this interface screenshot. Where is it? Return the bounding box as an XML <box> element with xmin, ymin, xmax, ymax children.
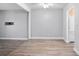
<box><xmin>0</xmin><ymin>39</ymin><xmax>77</xmax><ymax>56</ymax></box>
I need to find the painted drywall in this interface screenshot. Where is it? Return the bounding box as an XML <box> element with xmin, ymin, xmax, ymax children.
<box><xmin>0</xmin><ymin>10</ymin><xmax>28</xmax><ymax>38</ymax></box>
<box><xmin>74</xmin><ymin>3</ymin><xmax>79</xmax><ymax>55</ymax></box>
<box><xmin>17</xmin><ymin>3</ymin><xmax>31</xmax><ymax>12</ymax></box>
<box><xmin>63</xmin><ymin>3</ymin><xmax>75</xmax><ymax>42</ymax></box>
<box><xmin>31</xmin><ymin>9</ymin><xmax>63</xmax><ymax>37</ymax></box>
<box><xmin>63</xmin><ymin>5</ymin><xmax>67</xmax><ymax>41</ymax></box>
<box><xmin>63</xmin><ymin>3</ymin><xmax>79</xmax><ymax>55</ymax></box>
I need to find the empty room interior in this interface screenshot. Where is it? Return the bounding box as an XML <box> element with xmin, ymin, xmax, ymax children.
<box><xmin>0</xmin><ymin>3</ymin><xmax>79</xmax><ymax>56</ymax></box>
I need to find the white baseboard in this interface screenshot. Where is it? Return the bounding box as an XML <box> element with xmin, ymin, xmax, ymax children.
<box><xmin>63</xmin><ymin>39</ymin><xmax>70</xmax><ymax>43</ymax></box>
<box><xmin>0</xmin><ymin>38</ymin><xmax>28</xmax><ymax>40</ymax></box>
<box><xmin>73</xmin><ymin>48</ymin><xmax>79</xmax><ymax>55</ymax></box>
<box><xmin>30</xmin><ymin>37</ymin><xmax>64</xmax><ymax>40</ymax></box>
<box><xmin>0</xmin><ymin>37</ymin><xmax>64</xmax><ymax>40</ymax></box>
<box><xmin>63</xmin><ymin>39</ymin><xmax>75</xmax><ymax>43</ymax></box>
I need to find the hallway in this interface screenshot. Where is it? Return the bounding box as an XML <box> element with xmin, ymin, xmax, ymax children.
<box><xmin>0</xmin><ymin>3</ymin><xmax>79</xmax><ymax>56</ymax></box>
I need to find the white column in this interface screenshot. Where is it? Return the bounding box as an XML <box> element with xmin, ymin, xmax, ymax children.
<box><xmin>28</xmin><ymin>11</ymin><xmax>31</xmax><ymax>39</ymax></box>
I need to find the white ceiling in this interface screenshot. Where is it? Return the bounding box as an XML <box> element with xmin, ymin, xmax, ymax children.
<box><xmin>0</xmin><ymin>3</ymin><xmax>24</xmax><ymax>10</ymax></box>
<box><xmin>0</xmin><ymin>3</ymin><xmax>67</xmax><ymax>10</ymax></box>
<box><xmin>26</xmin><ymin>3</ymin><xmax>67</xmax><ymax>9</ymax></box>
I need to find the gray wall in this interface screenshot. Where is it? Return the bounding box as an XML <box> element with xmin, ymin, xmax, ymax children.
<box><xmin>63</xmin><ymin>3</ymin><xmax>75</xmax><ymax>42</ymax></box>
<box><xmin>74</xmin><ymin>3</ymin><xmax>79</xmax><ymax>53</ymax></box>
<box><xmin>0</xmin><ymin>10</ymin><xmax>28</xmax><ymax>38</ymax></box>
<box><xmin>63</xmin><ymin>3</ymin><xmax>79</xmax><ymax>54</ymax></box>
<box><xmin>63</xmin><ymin>6</ymin><xmax>67</xmax><ymax>41</ymax></box>
<box><xmin>31</xmin><ymin>9</ymin><xmax>63</xmax><ymax>37</ymax></box>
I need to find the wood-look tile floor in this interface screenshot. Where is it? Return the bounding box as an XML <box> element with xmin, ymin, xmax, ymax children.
<box><xmin>0</xmin><ymin>39</ymin><xmax>77</xmax><ymax>56</ymax></box>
